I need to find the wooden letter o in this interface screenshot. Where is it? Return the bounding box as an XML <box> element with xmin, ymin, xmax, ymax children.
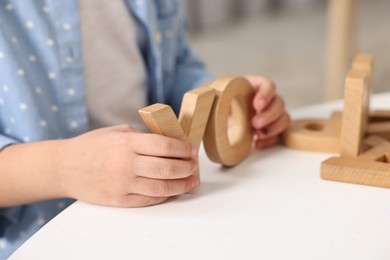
<box><xmin>203</xmin><ymin>77</ymin><xmax>255</xmax><ymax>166</ymax></box>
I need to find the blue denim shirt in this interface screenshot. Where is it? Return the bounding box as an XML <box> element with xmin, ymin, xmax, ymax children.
<box><xmin>0</xmin><ymin>0</ymin><xmax>212</xmax><ymax>257</ymax></box>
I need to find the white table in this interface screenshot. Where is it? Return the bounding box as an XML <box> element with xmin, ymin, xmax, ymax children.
<box><xmin>11</xmin><ymin>94</ymin><xmax>390</xmax><ymax>260</ymax></box>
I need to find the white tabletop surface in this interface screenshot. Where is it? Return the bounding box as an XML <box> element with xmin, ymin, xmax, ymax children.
<box><xmin>11</xmin><ymin>93</ymin><xmax>390</xmax><ymax>260</ymax></box>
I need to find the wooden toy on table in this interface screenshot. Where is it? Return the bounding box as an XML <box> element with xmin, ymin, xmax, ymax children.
<box><xmin>139</xmin><ymin>86</ymin><xmax>216</xmax><ymax>150</ymax></box>
<box><xmin>338</xmin><ymin>68</ymin><xmax>370</xmax><ymax>157</ymax></box>
<box><xmin>320</xmin><ymin>55</ymin><xmax>390</xmax><ymax>188</ymax></box>
<box><xmin>282</xmin><ymin>111</ymin><xmax>342</xmax><ymax>153</ymax></box>
<box><xmin>283</xmin><ymin>53</ymin><xmax>388</xmax><ymax>154</ymax></box>
<box><xmin>139</xmin><ymin>77</ymin><xmax>255</xmax><ymax>176</ymax></box>
<box><xmin>339</xmin><ymin>53</ymin><xmax>374</xmax><ymax>157</ymax></box>
<box><xmin>368</xmin><ymin>110</ymin><xmax>390</xmax><ymax>140</ymax></box>
<box><xmin>203</xmin><ymin>77</ymin><xmax>254</xmax><ymax>167</ymax></box>
<box><xmin>139</xmin><ymin>86</ymin><xmax>216</xmax><ymax>177</ymax></box>
<box><xmin>283</xmin><ymin>109</ymin><xmax>390</xmax><ymax>154</ymax></box>
<box><xmin>284</xmin><ymin>52</ymin><xmax>390</xmax><ymax>188</ymax></box>
<box><xmin>321</xmin><ymin>136</ymin><xmax>390</xmax><ymax>188</ymax></box>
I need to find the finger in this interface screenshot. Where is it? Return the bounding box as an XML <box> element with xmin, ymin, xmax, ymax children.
<box><xmin>132</xmin><ymin>155</ymin><xmax>198</xmax><ymax>179</ymax></box>
<box><xmin>256</xmin><ymin>112</ymin><xmax>290</xmax><ymax>140</ymax></box>
<box><xmin>255</xmin><ymin>136</ymin><xmax>279</xmax><ymax>149</ymax></box>
<box><xmin>92</xmin><ymin>193</ymin><xmax>169</xmax><ymax>208</ymax></box>
<box><xmin>245</xmin><ymin>76</ymin><xmax>276</xmax><ymax>113</ymax></box>
<box><xmin>252</xmin><ymin>95</ymin><xmax>285</xmax><ymax>129</ymax></box>
<box><xmin>131</xmin><ymin>133</ymin><xmax>196</xmax><ymax>159</ymax></box>
<box><xmin>98</xmin><ymin>124</ymin><xmax>136</xmax><ymax>133</ymax></box>
<box><xmin>132</xmin><ymin>175</ymin><xmax>199</xmax><ymax>197</ymax></box>
<box><xmin>121</xmin><ymin>194</ymin><xmax>169</xmax><ymax>208</ymax></box>
<box><xmin>114</xmin><ymin>124</ymin><xmax>138</xmax><ymax>132</ymax></box>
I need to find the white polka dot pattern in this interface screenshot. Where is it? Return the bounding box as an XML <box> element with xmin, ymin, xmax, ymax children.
<box><xmin>0</xmin><ymin>2</ymin><xmax>213</xmax><ymax>259</ymax></box>
<box><xmin>0</xmin><ymin>1</ymin><xmax>89</xmax><ymax>153</ymax></box>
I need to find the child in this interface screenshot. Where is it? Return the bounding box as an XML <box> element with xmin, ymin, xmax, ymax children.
<box><xmin>0</xmin><ymin>0</ymin><xmax>289</xmax><ymax>257</ymax></box>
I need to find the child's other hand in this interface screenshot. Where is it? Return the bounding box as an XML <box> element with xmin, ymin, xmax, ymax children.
<box><xmin>59</xmin><ymin>125</ymin><xmax>199</xmax><ymax>208</ymax></box>
<box><xmin>245</xmin><ymin>75</ymin><xmax>290</xmax><ymax>149</ymax></box>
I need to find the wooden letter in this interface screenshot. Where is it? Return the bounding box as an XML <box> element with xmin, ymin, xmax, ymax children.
<box><xmin>321</xmin><ymin>137</ymin><xmax>390</xmax><ymax>188</ymax></box>
<box><xmin>320</xmin><ymin>53</ymin><xmax>390</xmax><ymax>188</ymax></box>
<box><xmin>203</xmin><ymin>77</ymin><xmax>255</xmax><ymax>167</ymax></box>
<box><xmin>283</xmin><ymin>54</ymin><xmax>374</xmax><ymax>154</ymax></box>
<box><xmin>352</xmin><ymin>53</ymin><xmax>374</xmax><ymax>140</ymax></box>
<box><xmin>352</xmin><ymin>53</ymin><xmax>374</xmax><ymax>92</ymax></box>
<box><xmin>340</xmin><ymin>68</ymin><xmax>369</xmax><ymax>157</ymax></box>
<box><xmin>139</xmin><ymin>86</ymin><xmax>216</xmax><ymax>175</ymax></box>
<box><xmin>282</xmin><ymin>111</ymin><xmax>342</xmax><ymax>153</ymax></box>
<box><xmin>368</xmin><ymin>110</ymin><xmax>390</xmax><ymax>140</ymax></box>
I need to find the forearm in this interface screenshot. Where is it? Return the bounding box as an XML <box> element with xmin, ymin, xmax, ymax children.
<box><xmin>0</xmin><ymin>140</ymin><xmax>66</xmax><ymax>207</ymax></box>
<box><xmin>0</xmin><ymin>125</ymin><xmax>201</xmax><ymax>209</ymax></box>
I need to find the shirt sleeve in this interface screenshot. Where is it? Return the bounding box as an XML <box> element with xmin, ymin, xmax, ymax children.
<box><xmin>0</xmin><ymin>134</ymin><xmax>19</xmax><ymax>151</ymax></box>
<box><xmin>0</xmin><ymin>207</ymin><xmax>22</xmax><ymax>238</ymax></box>
<box><xmin>0</xmin><ymin>135</ymin><xmax>21</xmax><ymax>237</ymax></box>
<box><xmin>167</xmin><ymin>4</ymin><xmax>215</xmax><ymax>114</ymax></box>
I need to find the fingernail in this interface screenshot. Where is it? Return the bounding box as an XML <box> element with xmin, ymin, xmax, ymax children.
<box><xmin>192</xmin><ymin>177</ymin><xmax>200</xmax><ymax>188</ymax></box>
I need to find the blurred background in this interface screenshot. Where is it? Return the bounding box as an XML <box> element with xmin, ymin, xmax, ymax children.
<box><xmin>183</xmin><ymin>0</ymin><xmax>390</xmax><ymax>110</ymax></box>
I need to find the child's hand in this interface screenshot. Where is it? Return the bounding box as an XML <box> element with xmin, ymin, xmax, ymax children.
<box><xmin>245</xmin><ymin>76</ymin><xmax>290</xmax><ymax>149</ymax></box>
<box><xmin>59</xmin><ymin>125</ymin><xmax>199</xmax><ymax>207</ymax></box>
